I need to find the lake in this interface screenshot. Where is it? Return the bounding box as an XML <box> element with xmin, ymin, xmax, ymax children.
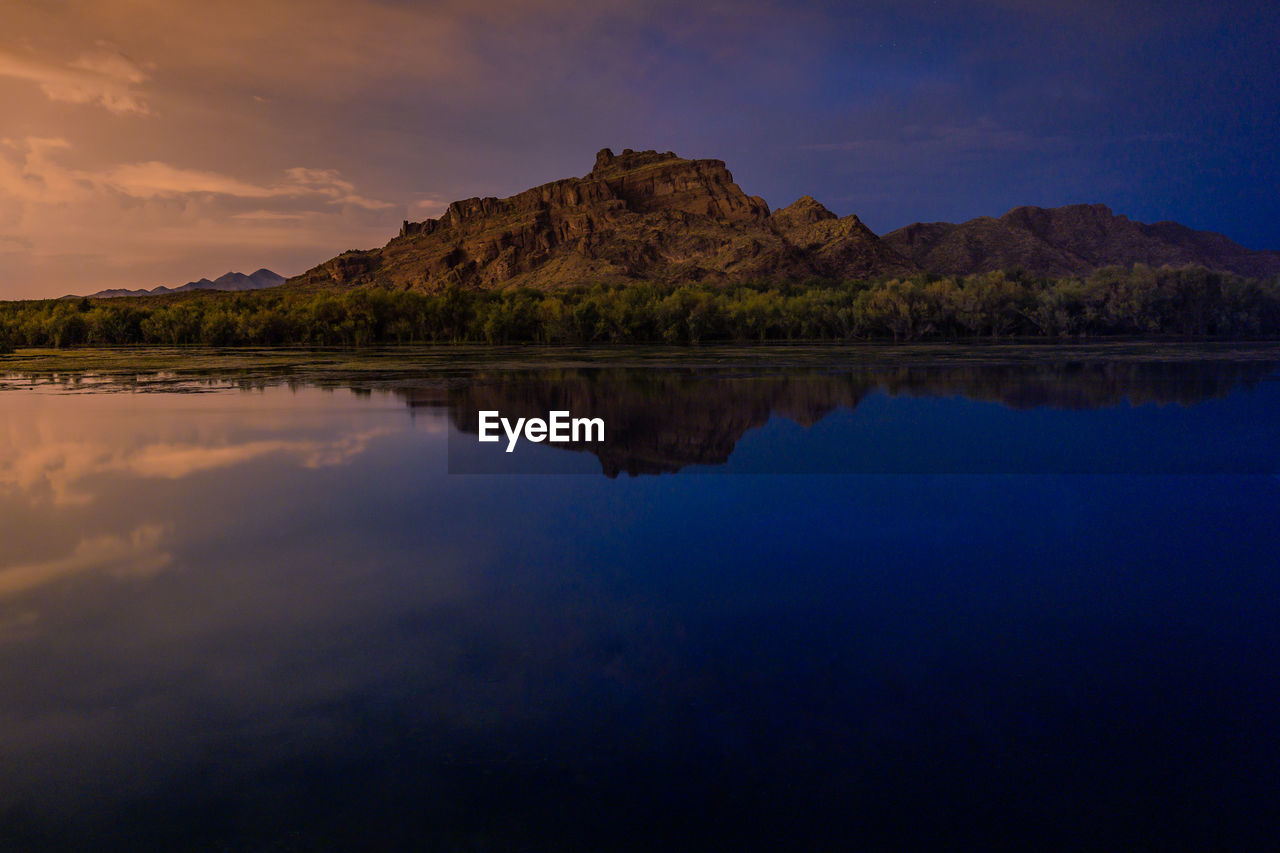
<box><xmin>1</xmin><ymin>344</ymin><xmax>1278</xmax><ymax>850</ymax></box>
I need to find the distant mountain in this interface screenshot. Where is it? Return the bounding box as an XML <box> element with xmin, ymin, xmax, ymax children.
<box><xmin>884</xmin><ymin>205</ymin><xmax>1280</xmax><ymax>278</ymax></box>
<box><xmin>289</xmin><ymin>148</ymin><xmax>917</xmax><ymax>292</ymax></box>
<box><xmin>84</xmin><ymin>268</ymin><xmax>285</xmax><ymax>299</ymax></box>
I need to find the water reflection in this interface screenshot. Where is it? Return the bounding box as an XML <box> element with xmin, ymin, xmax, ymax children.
<box><xmin>0</xmin><ymin>391</ymin><xmax>409</xmax><ymax>505</ymax></box>
<box><xmin>0</xmin><ymin>386</ymin><xmax>466</xmax><ymax>850</ymax></box>
<box><xmin>0</xmin><ymin>356</ymin><xmax>1279</xmax><ymax>849</ymax></box>
<box><xmin>0</xmin><ymin>523</ymin><xmax>171</xmax><ymax>598</ymax></box>
<box><xmin>439</xmin><ymin>361</ymin><xmax>1280</xmax><ymax>474</ymax></box>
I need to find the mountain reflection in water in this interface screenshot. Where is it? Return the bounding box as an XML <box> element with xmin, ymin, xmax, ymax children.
<box><xmin>430</xmin><ymin>360</ymin><xmax>1280</xmax><ymax>474</ymax></box>
<box><xmin>1</xmin><ymin>351</ymin><xmax>1279</xmax><ymax>850</ymax></box>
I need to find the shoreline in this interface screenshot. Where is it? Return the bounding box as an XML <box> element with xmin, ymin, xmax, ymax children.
<box><xmin>3</xmin><ymin>341</ymin><xmax>1280</xmax><ymax>393</ymax></box>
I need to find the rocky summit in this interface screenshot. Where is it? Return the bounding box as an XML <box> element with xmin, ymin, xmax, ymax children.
<box><xmin>884</xmin><ymin>204</ymin><xmax>1280</xmax><ymax>279</ymax></box>
<box><xmin>291</xmin><ymin>148</ymin><xmax>917</xmax><ymax>291</ymax></box>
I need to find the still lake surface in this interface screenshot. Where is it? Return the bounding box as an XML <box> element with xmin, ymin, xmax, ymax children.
<box><xmin>1</xmin><ymin>345</ymin><xmax>1279</xmax><ymax>850</ymax></box>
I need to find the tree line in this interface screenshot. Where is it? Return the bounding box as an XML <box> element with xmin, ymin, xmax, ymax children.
<box><xmin>2</xmin><ymin>266</ymin><xmax>1278</xmax><ymax>351</ymax></box>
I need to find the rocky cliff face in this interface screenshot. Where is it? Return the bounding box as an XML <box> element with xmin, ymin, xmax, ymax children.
<box><xmin>884</xmin><ymin>204</ymin><xmax>1280</xmax><ymax>278</ymax></box>
<box><xmin>291</xmin><ymin>148</ymin><xmax>917</xmax><ymax>291</ymax></box>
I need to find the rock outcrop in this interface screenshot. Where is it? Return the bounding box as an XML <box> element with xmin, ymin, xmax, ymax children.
<box><xmin>291</xmin><ymin>148</ymin><xmax>917</xmax><ymax>292</ymax></box>
<box><xmin>884</xmin><ymin>204</ymin><xmax>1280</xmax><ymax>278</ymax></box>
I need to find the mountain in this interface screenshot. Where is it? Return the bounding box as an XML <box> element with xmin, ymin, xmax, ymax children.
<box><xmin>84</xmin><ymin>268</ymin><xmax>285</xmax><ymax>299</ymax></box>
<box><xmin>884</xmin><ymin>204</ymin><xmax>1280</xmax><ymax>278</ymax></box>
<box><xmin>290</xmin><ymin>148</ymin><xmax>917</xmax><ymax>291</ymax></box>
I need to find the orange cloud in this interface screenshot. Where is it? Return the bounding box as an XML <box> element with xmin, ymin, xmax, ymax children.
<box><xmin>0</xmin><ymin>46</ymin><xmax>150</xmax><ymax>114</ymax></box>
<box><xmin>0</xmin><ymin>139</ymin><xmax>390</xmax><ymax>205</ymax></box>
<box><xmin>99</xmin><ymin>162</ymin><xmax>285</xmax><ymax>198</ymax></box>
<box><xmin>0</xmin><ymin>524</ymin><xmax>171</xmax><ymax>598</ymax></box>
<box><xmin>0</xmin><ymin>427</ymin><xmax>394</xmax><ymax>506</ymax></box>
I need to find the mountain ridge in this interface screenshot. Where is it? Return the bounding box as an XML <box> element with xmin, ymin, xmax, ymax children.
<box><xmin>291</xmin><ymin>152</ymin><xmax>1280</xmax><ymax>294</ymax></box>
<box><xmin>884</xmin><ymin>204</ymin><xmax>1280</xmax><ymax>278</ymax></box>
<box><xmin>79</xmin><ymin>268</ymin><xmax>285</xmax><ymax>299</ymax></box>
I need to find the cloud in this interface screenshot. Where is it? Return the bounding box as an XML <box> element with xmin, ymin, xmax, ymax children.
<box><xmin>0</xmin><ymin>137</ymin><xmax>80</xmax><ymax>202</ymax></box>
<box><xmin>283</xmin><ymin>167</ymin><xmax>394</xmax><ymax>209</ymax></box>
<box><xmin>129</xmin><ymin>431</ymin><xmax>390</xmax><ymax>477</ymax></box>
<box><xmin>411</xmin><ymin>196</ymin><xmax>450</xmax><ymax>217</ymax></box>
<box><xmin>0</xmin><ymin>46</ymin><xmax>150</xmax><ymax>114</ymax></box>
<box><xmin>0</xmin><ymin>428</ymin><xmax>393</xmax><ymax>506</ymax></box>
<box><xmin>99</xmin><ymin>162</ymin><xmax>284</xmax><ymax>198</ymax></box>
<box><xmin>0</xmin><ymin>140</ymin><xmax>391</xmax><ymax>207</ymax></box>
<box><xmin>0</xmin><ymin>524</ymin><xmax>171</xmax><ymax>598</ymax></box>
<box><xmin>93</xmin><ymin>162</ymin><xmax>389</xmax><ymax>207</ymax></box>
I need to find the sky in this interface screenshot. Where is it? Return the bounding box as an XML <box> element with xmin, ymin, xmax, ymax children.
<box><xmin>1</xmin><ymin>0</ymin><xmax>1277</xmax><ymax>298</ymax></box>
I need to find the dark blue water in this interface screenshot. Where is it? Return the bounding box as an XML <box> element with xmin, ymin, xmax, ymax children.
<box><xmin>1</xmin><ymin>358</ymin><xmax>1278</xmax><ymax>850</ymax></box>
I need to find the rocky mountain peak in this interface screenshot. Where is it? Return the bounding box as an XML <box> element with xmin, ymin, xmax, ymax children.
<box><xmin>294</xmin><ymin>148</ymin><xmax>917</xmax><ymax>292</ymax></box>
<box><xmin>590</xmin><ymin>147</ymin><xmax>682</xmax><ymax>177</ymax></box>
<box><xmin>772</xmin><ymin>196</ymin><xmax>838</xmax><ymax>230</ymax></box>
<box><xmin>584</xmin><ymin>147</ymin><xmax>769</xmax><ymax>222</ymax></box>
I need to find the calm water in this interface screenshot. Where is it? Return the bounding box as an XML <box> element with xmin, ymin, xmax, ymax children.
<box><xmin>1</xmin><ymin>350</ymin><xmax>1279</xmax><ymax>850</ymax></box>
